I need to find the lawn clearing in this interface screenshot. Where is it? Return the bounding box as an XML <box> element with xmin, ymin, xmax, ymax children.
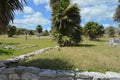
<box><xmin>19</xmin><ymin>37</ymin><xmax>120</xmax><ymax>72</ymax></box>
<box><xmin>0</xmin><ymin>35</ymin><xmax>57</xmax><ymax>60</ymax></box>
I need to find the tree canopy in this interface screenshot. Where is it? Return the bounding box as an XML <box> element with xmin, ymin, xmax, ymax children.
<box><xmin>83</xmin><ymin>22</ymin><xmax>105</xmax><ymax>40</ymax></box>
<box><xmin>50</xmin><ymin>0</ymin><xmax>82</xmax><ymax>46</ymax></box>
<box><xmin>0</xmin><ymin>0</ymin><xmax>26</xmax><ymax>33</ymax></box>
<box><xmin>113</xmin><ymin>0</ymin><xmax>120</xmax><ymax>23</ymax></box>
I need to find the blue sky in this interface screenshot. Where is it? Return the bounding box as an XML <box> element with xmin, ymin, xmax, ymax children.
<box><xmin>12</xmin><ymin>0</ymin><xmax>119</xmax><ymax>30</ymax></box>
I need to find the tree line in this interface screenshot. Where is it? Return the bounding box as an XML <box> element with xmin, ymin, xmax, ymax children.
<box><xmin>5</xmin><ymin>24</ymin><xmax>49</xmax><ymax>38</ymax></box>
<box><xmin>0</xmin><ymin>0</ymin><xmax>120</xmax><ymax>46</ymax></box>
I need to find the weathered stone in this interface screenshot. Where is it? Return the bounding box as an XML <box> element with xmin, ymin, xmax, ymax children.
<box><xmin>109</xmin><ymin>78</ymin><xmax>120</xmax><ymax>80</ymax></box>
<box><xmin>0</xmin><ymin>62</ymin><xmax>6</xmax><ymax>67</ymax></box>
<box><xmin>2</xmin><ymin>67</ymin><xmax>16</xmax><ymax>74</ymax></box>
<box><xmin>56</xmin><ymin>70</ymin><xmax>75</xmax><ymax>77</ymax></box>
<box><xmin>76</xmin><ymin>72</ymin><xmax>93</xmax><ymax>80</ymax></box>
<box><xmin>109</xmin><ymin>38</ymin><xmax>120</xmax><ymax>46</ymax></box>
<box><xmin>24</xmin><ymin>67</ymin><xmax>40</xmax><ymax>74</ymax></box>
<box><xmin>22</xmin><ymin>72</ymin><xmax>40</xmax><ymax>80</ymax></box>
<box><xmin>56</xmin><ymin>77</ymin><xmax>74</xmax><ymax>80</ymax></box>
<box><xmin>9</xmin><ymin>73</ymin><xmax>20</xmax><ymax>80</ymax></box>
<box><xmin>15</xmin><ymin>66</ymin><xmax>26</xmax><ymax>74</ymax></box>
<box><xmin>106</xmin><ymin>72</ymin><xmax>120</xmax><ymax>78</ymax></box>
<box><xmin>39</xmin><ymin>77</ymin><xmax>55</xmax><ymax>80</ymax></box>
<box><xmin>0</xmin><ymin>67</ymin><xmax>5</xmax><ymax>73</ymax></box>
<box><xmin>4</xmin><ymin>45</ymin><xmax>15</xmax><ymax>49</ymax></box>
<box><xmin>39</xmin><ymin>69</ymin><xmax>56</xmax><ymax>77</ymax></box>
<box><xmin>0</xmin><ymin>74</ymin><xmax>8</xmax><ymax>80</ymax></box>
<box><xmin>93</xmin><ymin>78</ymin><xmax>109</xmax><ymax>80</ymax></box>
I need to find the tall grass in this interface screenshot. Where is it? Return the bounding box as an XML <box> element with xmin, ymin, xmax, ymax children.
<box><xmin>0</xmin><ymin>35</ymin><xmax>57</xmax><ymax>60</ymax></box>
<box><xmin>19</xmin><ymin>37</ymin><xmax>120</xmax><ymax>72</ymax></box>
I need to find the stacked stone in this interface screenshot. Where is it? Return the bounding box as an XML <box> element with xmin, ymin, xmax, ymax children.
<box><xmin>0</xmin><ymin>47</ymin><xmax>53</xmax><ymax>67</ymax></box>
<box><xmin>0</xmin><ymin>66</ymin><xmax>120</xmax><ymax>80</ymax></box>
<box><xmin>109</xmin><ymin>38</ymin><xmax>120</xmax><ymax>46</ymax></box>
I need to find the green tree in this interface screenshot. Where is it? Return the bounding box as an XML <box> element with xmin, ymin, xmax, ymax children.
<box><xmin>83</xmin><ymin>22</ymin><xmax>105</xmax><ymax>40</ymax></box>
<box><xmin>96</xmin><ymin>25</ymin><xmax>105</xmax><ymax>38</ymax></box>
<box><xmin>41</xmin><ymin>30</ymin><xmax>49</xmax><ymax>36</ymax></box>
<box><xmin>106</xmin><ymin>26</ymin><xmax>115</xmax><ymax>37</ymax></box>
<box><xmin>16</xmin><ymin>29</ymin><xmax>21</xmax><ymax>36</ymax></box>
<box><xmin>7</xmin><ymin>25</ymin><xmax>16</xmax><ymax>37</ymax></box>
<box><xmin>36</xmin><ymin>25</ymin><xmax>42</xmax><ymax>39</ymax></box>
<box><xmin>28</xmin><ymin>30</ymin><xmax>34</xmax><ymax>35</ymax></box>
<box><xmin>0</xmin><ymin>0</ymin><xmax>26</xmax><ymax>34</ymax></box>
<box><xmin>113</xmin><ymin>0</ymin><xmax>120</xmax><ymax>22</ymax></box>
<box><xmin>50</xmin><ymin>0</ymin><xmax>82</xmax><ymax>46</ymax></box>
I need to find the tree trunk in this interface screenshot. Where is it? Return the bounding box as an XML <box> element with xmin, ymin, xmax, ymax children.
<box><xmin>39</xmin><ymin>33</ymin><xmax>40</xmax><ymax>40</ymax></box>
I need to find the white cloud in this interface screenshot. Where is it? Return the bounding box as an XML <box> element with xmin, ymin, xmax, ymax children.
<box><xmin>33</xmin><ymin>0</ymin><xmax>49</xmax><ymax>5</ymax></box>
<box><xmin>71</xmin><ymin>0</ymin><xmax>118</xmax><ymax>24</ymax></box>
<box><xmin>14</xmin><ymin>0</ymin><xmax>119</xmax><ymax>30</ymax></box>
<box><xmin>24</xmin><ymin>6</ymin><xmax>35</xmax><ymax>14</ymax></box>
<box><xmin>103</xmin><ymin>23</ymin><xmax>118</xmax><ymax>28</ymax></box>
<box><xmin>103</xmin><ymin>24</ymin><xmax>111</xmax><ymax>28</ymax></box>
<box><xmin>45</xmin><ymin>4</ymin><xmax>51</xmax><ymax>11</ymax></box>
<box><xmin>81</xmin><ymin>5</ymin><xmax>114</xmax><ymax>21</ymax></box>
<box><xmin>15</xmin><ymin>6</ymin><xmax>35</xmax><ymax>15</ymax></box>
<box><xmin>12</xmin><ymin>12</ymin><xmax>50</xmax><ymax>29</ymax></box>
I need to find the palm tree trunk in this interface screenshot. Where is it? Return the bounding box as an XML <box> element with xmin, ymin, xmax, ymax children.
<box><xmin>39</xmin><ymin>33</ymin><xmax>40</xmax><ymax>40</ymax></box>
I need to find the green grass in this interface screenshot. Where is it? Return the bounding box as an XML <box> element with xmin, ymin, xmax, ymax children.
<box><xmin>0</xmin><ymin>35</ymin><xmax>57</xmax><ymax>60</ymax></box>
<box><xmin>1</xmin><ymin>35</ymin><xmax>120</xmax><ymax>72</ymax></box>
<box><xmin>19</xmin><ymin>37</ymin><xmax>120</xmax><ymax>72</ymax></box>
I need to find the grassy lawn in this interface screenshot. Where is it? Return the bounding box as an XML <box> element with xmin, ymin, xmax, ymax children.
<box><xmin>19</xmin><ymin>37</ymin><xmax>120</xmax><ymax>72</ymax></box>
<box><xmin>0</xmin><ymin>35</ymin><xmax>57</xmax><ymax>60</ymax></box>
<box><xmin>1</xmin><ymin>35</ymin><xmax>120</xmax><ymax>72</ymax></box>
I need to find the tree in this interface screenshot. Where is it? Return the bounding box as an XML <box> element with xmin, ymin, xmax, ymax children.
<box><xmin>50</xmin><ymin>0</ymin><xmax>82</xmax><ymax>46</ymax></box>
<box><xmin>28</xmin><ymin>30</ymin><xmax>34</xmax><ymax>36</ymax></box>
<box><xmin>0</xmin><ymin>0</ymin><xmax>26</xmax><ymax>33</ymax></box>
<box><xmin>96</xmin><ymin>25</ymin><xmax>105</xmax><ymax>38</ymax></box>
<box><xmin>83</xmin><ymin>22</ymin><xmax>105</xmax><ymax>40</ymax></box>
<box><xmin>41</xmin><ymin>30</ymin><xmax>49</xmax><ymax>36</ymax></box>
<box><xmin>7</xmin><ymin>25</ymin><xmax>16</xmax><ymax>37</ymax></box>
<box><xmin>106</xmin><ymin>26</ymin><xmax>115</xmax><ymax>37</ymax></box>
<box><xmin>36</xmin><ymin>25</ymin><xmax>42</xmax><ymax>39</ymax></box>
<box><xmin>113</xmin><ymin>0</ymin><xmax>120</xmax><ymax>23</ymax></box>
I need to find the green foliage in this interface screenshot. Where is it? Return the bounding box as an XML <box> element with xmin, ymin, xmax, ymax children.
<box><xmin>83</xmin><ymin>22</ymin><xmax>105</xmax><ymax>40</ymax></box>
<box><xmin>41</xmin><ymin>30</ymin><xmax>49</xmax><ymax>36</ymax></box>
<box><xmin>7</xmin><ymin>25</ymin><xmax>16</xmax><ymax>37</ymax></box>
<box><xmin>0</xmin><ymin>0</ymin><xmax>26</xmax><ymax>32</ymax></box>
<box><xmin>28</xmin><ymin>30</ymin><xmax>34</xmax><ymax>35</ymax></box>
<box><xmin>113</xmin><ymin>1</ymin><xmax>120</xmax><ymax>22</ymax></box>
<box><xmin>36</xmin><ymin>25</ymin><xmax>42</xmax><ymax>34</ymax></box>
<box><xmin>51</xmin><ymin>0</ymin><xmax>82</xmax><ymax>46</ymax></box>
<box><xmin>106</xmin><ymin>26</ymin><xmax>115</xmax><ymax>37</ymax></box>
<box><xmin>36</xmin><ymin>25</ymin><xmax>43</xmax><ymax>39</ymax></box>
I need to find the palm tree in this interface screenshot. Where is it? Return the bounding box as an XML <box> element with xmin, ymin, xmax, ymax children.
<box><xmin>50</xmin><ymin>0</ymin><xmax>82</xmax><ymax>46</ymax></box>
<box><xmin>113</xmin><ymin>5</ymin><xmax>120</xmax><ymax>22</ymax></box>
<box><xmin>0</xmin><ymin>0</ymin><xmax>26</xmax><ymax>33</ymax></box>
<box><xmin>36</xmin><ymin>25</ymin><xmax>42</xmax><ymax>40</ymax></box>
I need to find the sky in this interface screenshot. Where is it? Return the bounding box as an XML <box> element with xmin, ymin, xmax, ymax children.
<box><xmin>11</xmin><ymin>0</ymin><xmax>119</xmax><ymax>30</ymax></box>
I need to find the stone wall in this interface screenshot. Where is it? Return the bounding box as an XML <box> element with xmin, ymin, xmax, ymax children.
<box><xmin>109</xmin><ymin>38</ymin><xmax>120</xmax><ymax>46</ymax></box>
<box><xmin>0</xmin><ymin>66</ymin><xmax>120</xmax><ymax>80</ymax></box>
<box><xmin>0</xmin><ymin>47</ymin><xmax>53</xmax><ymax>67</ymax></box>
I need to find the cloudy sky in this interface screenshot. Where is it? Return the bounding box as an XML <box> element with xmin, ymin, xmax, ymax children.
<box><xmin>12</xmin><ymin>0</ymin><xmax>119</xmax><ymax>30</ymax></box>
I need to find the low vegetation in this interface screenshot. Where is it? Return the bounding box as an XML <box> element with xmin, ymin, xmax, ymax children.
<box><xmin>18</xmin><ymin>36</ymin><xmax>120</xmax><ymax>72</ymax></box>
<box><xmin>0</xmin><ymin>35</ymin><xmax>57</xmax><ymax>60</ymax></box>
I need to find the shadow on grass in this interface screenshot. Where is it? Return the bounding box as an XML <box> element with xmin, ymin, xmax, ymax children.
<box><xmin>18</xmin><ymin>58</ymin><xmax>74</xmax><ymax>70</ymax></box>
<box><xmin>96</xmin><ymin>40</ymin><xmax>108</xmax><ymax>42</ymax></box>
<box><xmin>5</xmin><ymin>43</ymin><xmax>20</xmax><ymax>45</ymax></box>
<box><xmin>89</xmin><ymin>39</ymin><xmax>107</xmax><ymax>42</ymax></box>
<box><xmin>77</xmin><ymin>44</ymin><xmax>96</xmax><ymax>47</ymax></box>
<box><xmin>0</xmin><ymin>49</ymin><xmax>13</xmax><ymax>55</ymax></box>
